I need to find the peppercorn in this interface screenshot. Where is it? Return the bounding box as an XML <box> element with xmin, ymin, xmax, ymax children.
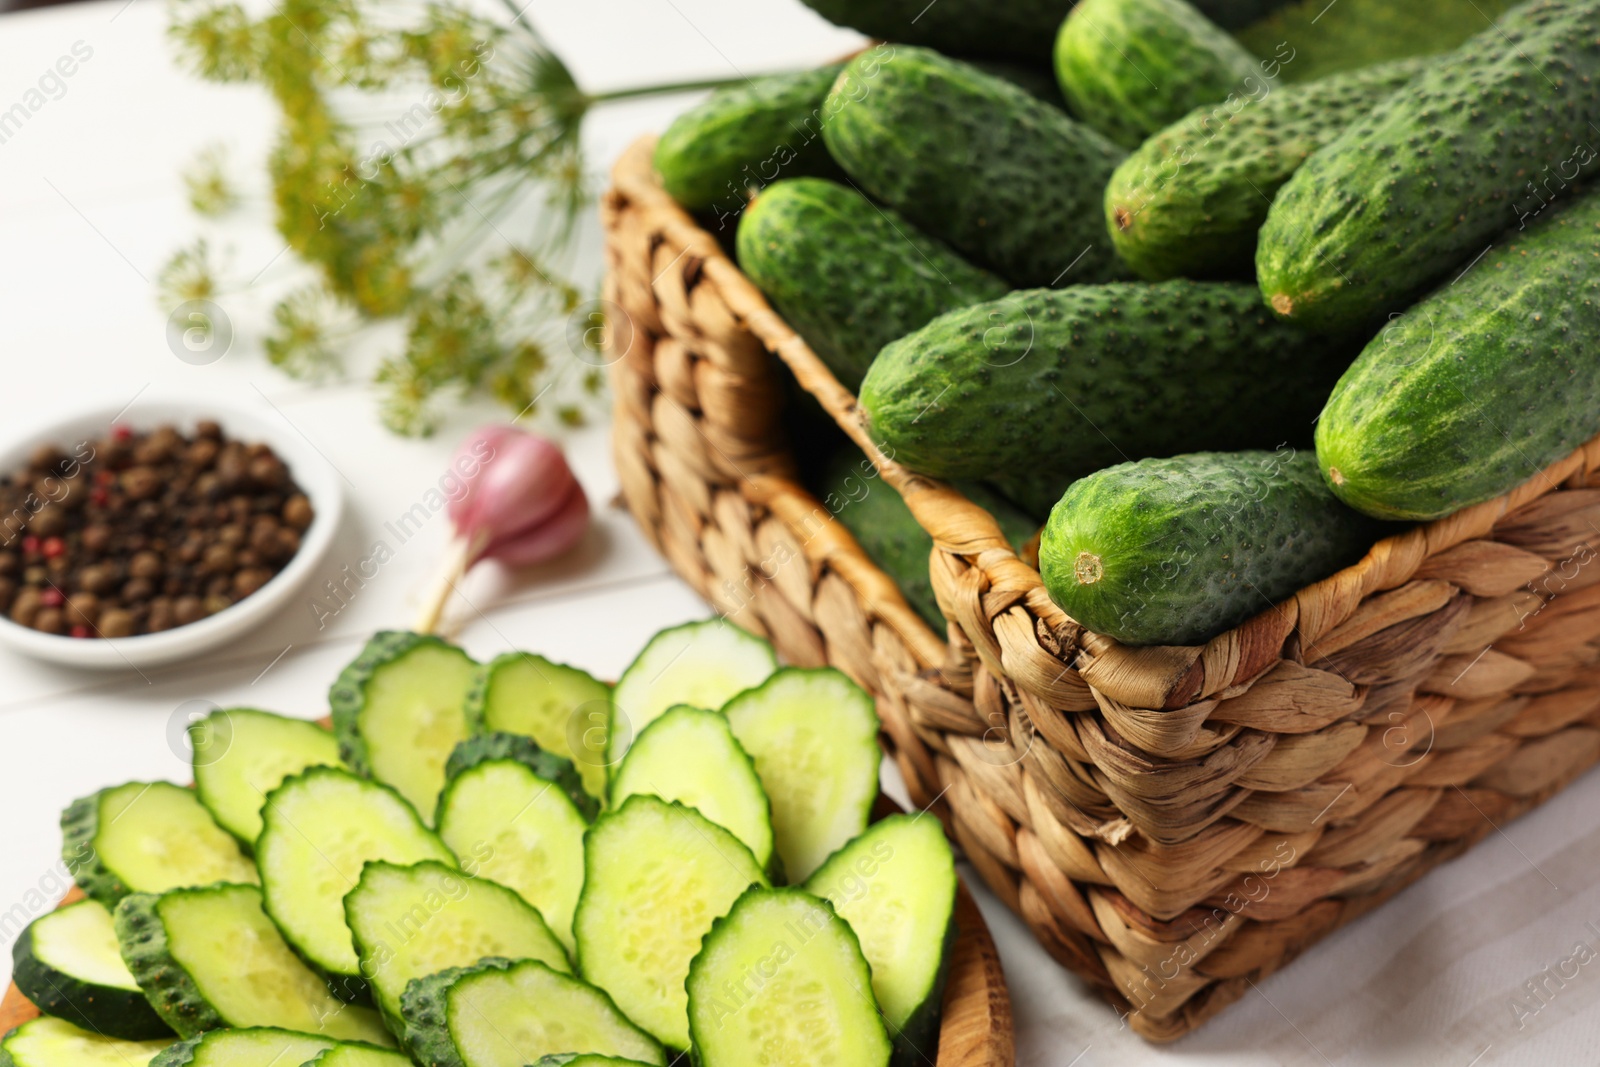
<box><xmin>201</xmin><ymin>544</ymin><xmax>235</xmax><ymax>575</ymax></box>
<box><xmin>64</xmin><ymin>593</ymin><xmax>100</xmax><ymax>629</ymax></box>
<box><xmin>173</xmin><ymin>596</ymin><xmax>205</xmax><ymax>626</ymax></box>
<box><xmin>233</xmin><ymin>569</ymin><xmax>272</xmax><ymax>598</ymax></box>
<box><xmin>10</xmin><ymin>588</ymin><xmax>41</xmax><ymax>625</ymax></box>
<box><xmin>146</xmin><ymin>598</ymin><xmax>175</xmax><ymax>632</ymax></box>
<box><xmin>283</xmin><ymin>495</ymin><xmax>314</xmax><ymax>530</ymax></box>
<box><xmin>1</xmin><ymin>423</ymin><xmax>308</xmax><ymax>639</ymax></box>
<box><xmin>77</xmin><ymin>564</ymin><xmax>117</xmax><ymax>595</ymax></box>
<box><xmin>97</xmin><ymin>608</ymin><xmax>135</xmax><ymax>638</ymax></box>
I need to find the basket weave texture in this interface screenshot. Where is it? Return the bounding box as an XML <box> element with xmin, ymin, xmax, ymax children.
<box><xmin>602</xmin><ymin>137</ymin><xmax>1600</xmax><ymax>1042</ymax></box>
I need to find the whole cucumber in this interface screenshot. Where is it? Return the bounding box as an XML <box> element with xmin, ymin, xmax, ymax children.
<box><xmin>654</xmin><ymin>65</ymin><xmax>844</xmax><ymax>217</ymax></box>
<box><xmin>823</xmin><ymin>46</ymin><xmax>1127</xmax><ymax>288</ymax></box>
<box><xmin>1039</xmin><ymin>450</ymin><xmax>1386</xmax><ymax>646</ymax></box>
<box><xmin>737</xmin><ymin>179</ymin><xmax>1008</xmax><ymax>391</ymax></box>
<box><xmin>796</xmin><ymin>0</ymin><xmax>1294</xmax><ymax>63</ymax></box>
<box><xmin>1054</xmin><ymin>0</ymin><xmax>1269</xmax><ymax>150</ymax></box>
<box><xmin>1317</xmin><ymin>193</ymin><xmax>1600</xmax><ymax>521</ymax></box>
<box><xmin>821</xmin><ymin>451</ymin><xmax>1039</xmax><ymax>630</ymax></box>
<box><xmin>1106</xmin><ymin>58</ymin><xmax>1426</xmax><ymax>280</ymax></box>
<box><xmin>1236</xmin><ymin>0</ymin><xmax>1524</xmax><ymax>84</ymax></box>
<box><xmin>859</xmin><ymin>282</ymin><xmax>1355</xmax><ymax>486</ymax></box>
<box><xmin>1258</xmin><ymin>0</ymin><xmax>1600</xmax><ymax>332</ymax></box>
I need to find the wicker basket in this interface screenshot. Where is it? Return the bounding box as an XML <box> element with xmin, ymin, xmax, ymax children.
<box><xmin>603</xmin><ymin>135</ymin><xmax>1600</xmax><ymax>1042</ymax></box>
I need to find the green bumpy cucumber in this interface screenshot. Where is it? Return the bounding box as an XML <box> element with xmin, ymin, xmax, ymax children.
<box><xmin>823</xmin><ymin>46</ymin><xmax>1127</xmax><ymax>288</ymax></box>
<box><xmin>654</xmin><ymin>65</ymin><xmax>843</xmax><ymax>215</ymax></box>
<box><xmin>795</xmin><ymin>0</ymin><xmax>1069</xmax><ymax>63</ymax></box>
<box><xmin>795</xmin><ymin>0</ymin><xmax>1294</xmax><ymax>64</ymax></box>
<box><xmin>1316</xmin><ymin>195</ymin><xmax>1600</xmax><ymax>521</ymax></box>
<box><xmin>737</xmin><ymin>179</ymin><xmax>1008</xmax><ymax>391</ymax></box>
<box><xmin>821</xmin><ymin>451</ymin><xmax>1039</xmax><ymax>630</ymax></box>
<box><xmin>1040</xmin><ymin>450</ymin><xmax>1386</xmax><ymax>646</ymax></box>
<box><xmin>1054</xmin><ymin>0</ymin><xmax>1269</xmax><ymax>150</ymax></box>
<box><xmin>1236</xmin><ymin>0</ymin><xmax>1523</xmax><ymax>84</ymax></box>
<box><xmin>859</xmin><ymin>282</ymin><xmax>1354</xmax><ymax>489</ymax></box>
<box><xmin>1257</xmin><ymin>0</ymin><xmax>1600</xmax><ymax>332</ymax></box>
<box><xmin>1106</xmin><ymin>58</ymin><xmax>1426</xmax><ymax>281</ymax></box>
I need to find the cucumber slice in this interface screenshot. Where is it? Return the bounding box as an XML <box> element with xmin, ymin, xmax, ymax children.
<box><xmin>531</xmin><ymin>1057</ymin><xmax>658</xmax><ymax>1067</ymax></box>
<box><xmin>608</xmin><ymin>706</ymin><xmax>776</xmax><ymax>876</ymax></box>
<box><xmin>687</xmin><ymin>887</ymin><xmax>891</xmax><ymax>1067</ymax></box>
<box><xmin>466</xmin><ymin>652</ymin><xmax>612</xmax><ymax>801</ymax></box>
<box><xmin>114</xmin><ymin>883</ymin><xmax>389</xmax><ymax>1044</ymax></box>
<box><xmin>722</xmin><ymin>668</ymin><xmax>881</xmax><ymax>881</ymax></box>
<box><xmin>330</xmin><ymin>632</ymin><xmax>478</xmax><ymax>822</ymax></box>
<box><xmin>149</xmin><ymin>1028</ymin><xmax>337</xmax><ymax>1066</ymax></box>
<box><xmin>805</xmin><ymin>815</ymin><xmax>957</xmax><ymax>1061</ymax></box>
<box><xmin>443</xmin><ymin>733</ymin><xmax>595</xmax><ymax>820</ymax></box>
<box><xmin>304</xmin><ymin>1045</ymin><xmax>412</xmax><ymax>1067</ymax></box>
<box><xmin>255</xmin><ymin>767</ymin><xmax>456</xmax><ymax>984</ymax></box>
<box><xmin>399</xmin><ymin>958</ymin><xmax>665</xmax><ymax>1067</ymax></box>
<box><xmin>305</xmin><ymin>1045</ymin><xmax>412</xmax><ymax>1067</ymax></box>
<box><xmin>11</xmin><ymin>898</ymin><xmax>170</xmax><ymax>1040</ymax></box>
<box><xmin>606</xmin><ymin>620</ymin><xmax>777</xmax><ymax>768</ymax></box>
<box><xmin>62</xmin><ymin>781</ymin><xmax>257</xmax><ymax>906</ymax></box>
<box><xmin>573</xmin><ymin>795</ymin><xmax>767</xmax><ymax>1050</ymax></box>
<box><xmin>190</xmin><ymin>708</ymin><xmax>343</xmax><ymax>847</ymax></box>
<box><xmin>435</xmin><ymin>760</ymin><xmax>588</xmax><ymax>954</ymax></box>
<box><xmin>344</xmin><ymin>859</ymin><xmax>570</xmax><ymax>1028</ymax></box>
<box><xmin>0</xmin><ymin>1016</ymin><xmax>169</xmax><ymax>1067</ymax></box>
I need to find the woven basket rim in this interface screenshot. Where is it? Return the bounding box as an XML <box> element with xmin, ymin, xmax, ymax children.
<box><xmin>609</xmin><ymin>133</ymin><xmax>1600</xmax><ymax>712</ymax></box>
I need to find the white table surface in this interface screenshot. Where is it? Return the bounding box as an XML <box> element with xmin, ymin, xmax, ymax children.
<box><xmin>0</xmin><ymin>2</ymin><xmax>1597</xmax><ymax>1064</ymax></box>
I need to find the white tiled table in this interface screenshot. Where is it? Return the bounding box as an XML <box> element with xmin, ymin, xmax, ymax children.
<box><xmin>0</xmin><ymin>2</ymin><xmax>1596</xmax><ymax>1063</ymax></box>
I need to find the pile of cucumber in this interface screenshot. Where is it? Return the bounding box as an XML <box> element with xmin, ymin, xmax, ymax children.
<box><xmin>655</xmin><ymin>0</ymin><xmax>1600</xmax><ymax>648</ymax></box>
<box><xmin>4</xmin><ymin>622</ymin><xmax>959</xmax><ymax>1067</ymax></box>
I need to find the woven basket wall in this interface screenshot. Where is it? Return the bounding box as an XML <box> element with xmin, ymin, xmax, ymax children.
<box><xmin>601</xmin><ymin>136</ymin><xmax>1600</xmax><ymax>1042</ymax></box>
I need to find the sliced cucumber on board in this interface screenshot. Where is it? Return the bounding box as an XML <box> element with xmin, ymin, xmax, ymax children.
<box><xmin>443</xmin><ymin>733</ymin><xmax>594</xmax><ymax>820</ymax></box>
<box><xmin>722</xmin><ymin>668</ymin><xmax>881</xmax><ymax>881</ymax></box>
<box><xmin>806</xmin><ymin>815</ymin><xmax>958</xmax><ymax>1063</ymax></box>
<box><xmin>330</xmin><ymin>632</ymin><xmax>478</xmax><ymax>822</ymax></box>
<box><xmin>573</xmin><ymin>795</ymin><xmax>767</xmax><ymax>1050</ymax></box>
<box><xmin>465</xmin><ymin>652</ymin><xmax>612</xmax><ymax>801</ymax></box>
<box><xmin>344</xmin><ymin>859</ymin><xmax>570</xmax><ymax>1028</ymax></box>
<box><xmin>304</xmin><ymin>1045</ymin><xmax>413</xmax><ymax>1067</ymax></box>
<box><xmin>305</xmin><ymin>1045</ymin><xmax>413</xmax><ymax>1067</ymax></box>
<box><xmin>435</xmin><ymin>759</ymin><xmax>589</xmax><ymax>954</ymax></box>
<box><xmin>400</xmin><ymin>958</ymin><xmax>666</xmax><ymax>1067</ymax></box>
<box><xmin>150</xmin><ymin>1027</ymin><xmax>338</xmax><ymax>1066</ymax></box>
<box><xmin>0</xmin><ymin>1014</ymin><xmax>169</xmax><ymax>1067</ymax></box>
<box><xmin>687</xmin><ymin>887</ymin><xmax>891</xmax><ymax>1067</ymax></box>
<box><xmin>531</xmin><ymin>1057</ymin><xmax>659</xmax><ymax>1067</ymax></box>
<box><xmin>606</xmin><ymin>620</ymin><xmax>777</xmax><ymax>767</ymax></box>
<box><xmin>113</xmin><ymin>883</ymin><xmax>389</xmax><ymax>1044</ymax></box>
<box><xmin>608</xmin><ymin>705</ymin><xmax>776</xmax><ymax>876</ymax></box>
<box><xmin>62</xmin><ymin>782</ymin><xmax>256</xmax><ymax>906</ymax></box>
<box><xmin>190</xmin><ymin>708</ymin><xmax>343</xmax><ymax>847</ymax></box>
<box><xmin>11</xmin><ymin>898</ymin><xmax>169</xmax><ymax>1040</ymax></box>
<box><xmin>255</xmin><ymin>767</ymin><xmax>456</xmax><ymax>985</ymax></box>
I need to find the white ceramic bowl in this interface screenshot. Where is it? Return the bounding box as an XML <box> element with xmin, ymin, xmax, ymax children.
<box><xmin>0</xmin><ymin>395</ymin><xmax>343</xmax><ymax>670</ymax></box>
